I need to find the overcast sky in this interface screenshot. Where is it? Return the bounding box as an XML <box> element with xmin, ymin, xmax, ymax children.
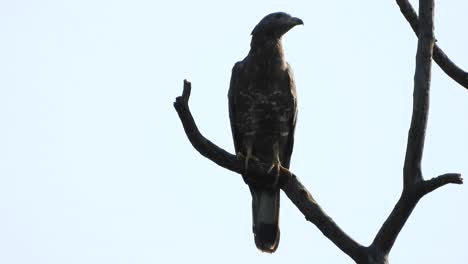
<box><xmin>1</xmin><ymin>0</ymin><xmax>467</xmax><ymax>263</ymax></box>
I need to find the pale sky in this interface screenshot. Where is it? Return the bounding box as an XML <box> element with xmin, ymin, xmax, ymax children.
<box><xmin>1</xmin><ymin>1</ymin><xmax>467</xmax><ymax>263</ymax></box>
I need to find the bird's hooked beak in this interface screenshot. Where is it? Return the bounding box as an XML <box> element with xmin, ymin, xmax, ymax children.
<box><xmin>290</xmin><ymin>17</ymin><xmax>304</xmax><ymax>27</ymax></box>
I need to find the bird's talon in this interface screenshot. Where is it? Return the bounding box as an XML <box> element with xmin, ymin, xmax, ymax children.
<box><xmin>267</xmin><ymin>162</ymin><xmax>280</xmax><ymax>174</ymax></box>
<box><xmin>265</xmin><ymin>162</ymin><xmax>281</xmax><ymax>189</ymax></box>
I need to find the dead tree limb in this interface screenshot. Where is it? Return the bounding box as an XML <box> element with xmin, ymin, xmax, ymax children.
<box><xmin>396</xmin><ymin>0</ymin><xmax>468</xmax><ymax>89</ymax></box>
<box><xmin>174</xmin><ymin>1</ymin><xmax>463</xmax><ymax>262</ymax></box>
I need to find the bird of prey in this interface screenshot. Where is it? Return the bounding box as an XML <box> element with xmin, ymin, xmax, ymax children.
<box><xmin>228</xmin><ymin>12</ymin><xmax>302</xmax><ymax>253</ymax></box>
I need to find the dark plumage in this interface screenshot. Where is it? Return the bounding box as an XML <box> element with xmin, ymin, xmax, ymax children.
<box><xmin>228</xmin><ymin>12</ymin><xmax>302</xmax><ymax>253</ymax></box>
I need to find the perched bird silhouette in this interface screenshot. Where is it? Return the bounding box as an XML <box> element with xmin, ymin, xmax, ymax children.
<box><xmin>228</xmin><ymin>12</ymin><xmax>302</xmax><ymax>253</ymax></box>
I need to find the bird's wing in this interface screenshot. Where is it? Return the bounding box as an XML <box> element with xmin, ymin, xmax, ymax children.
<box><xmin>282</xmin><ymin>62</ymin><xmax>298</xmax><ymax>169</ymax></box>
<box><xmin>228</xmin><ymin>61</ymin><xmax>244</xmax><ymax>154</ymax></box>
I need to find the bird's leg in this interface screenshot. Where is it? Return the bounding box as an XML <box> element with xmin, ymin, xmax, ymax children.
<box><xmin>239</xmin><ymin>136</ymin><xmax>261</xmax><ymax>186</ymax></box>
<box><xmin>241</xmin><ymin>135</ymin><xmax>258</xmax><ymax>174</ymax></box>
<box><xmin>235</xmin><ymin>151</ymin><xmax>252</xmax><ymax>174</ymax></box>
<box><xmin>267</xmin><ymin>141</ymin><xmax>281</xmax><ymax>188</ymax></box>
<box><xmin>245</xmin><ymin>145</ymin><xmax>253</xmax><ymax>171</ymax></box>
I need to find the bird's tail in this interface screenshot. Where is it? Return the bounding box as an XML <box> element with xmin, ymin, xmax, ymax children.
<box><xmin>250</xmin><ymin>187</ymin><xmax>280</xmax><ymax>253</ymax></box>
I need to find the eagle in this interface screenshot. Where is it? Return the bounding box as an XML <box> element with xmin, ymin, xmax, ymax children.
<box><xmin>228</xmin><ymin>12</ymin><xmax>302</xmax><ymax>253</ymax></box>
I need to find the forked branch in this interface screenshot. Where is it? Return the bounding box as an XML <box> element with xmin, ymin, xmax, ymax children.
<box><xmin>174</xmin><ymin>0</ymin><xmax>463</xmax><ymax>262</ymax></box>
<box><xmin>396</xmin><ymin>0</ymin><xmax>468</xmax><ymax>89</ymax></box>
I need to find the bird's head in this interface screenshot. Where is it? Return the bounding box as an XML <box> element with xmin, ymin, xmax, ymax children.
<box><xmin>251</xmin><ymin>12</ymin><xmax>303</xmax><ymax>39</ymax></box>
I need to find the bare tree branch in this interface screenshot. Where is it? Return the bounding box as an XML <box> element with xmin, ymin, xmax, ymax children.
<box><xmin>373</xmin><ymin>0</ymin><xmax>437</xmax><ymax>254</ymax></box>
<box><xmin>371</xmin><ymin>0</ymin><xmax>463</xmax><ymax>257</ymax></box>
<box><xmin>281</xmin><ymin>175</ymin><xmax>367</xmax><ymax>263</ymax></box>
<box><xmin>421</xmin><ymin>173</ymin><xmax>463</xmax><ymax>195</ymax></box>
<box><xmin>402</xmin><ymin>0</ymin><xmax>435</xmax><ymax>186</ymax></box>
<box><xmin>174</xmin><ymin>80</ymin><xmax>286</xmax><ymax>179</ymax></box>
<box><xmin>396</xmin><ymin>0</ymin><xmax>468</xmax><ymax>89</ymax></box>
